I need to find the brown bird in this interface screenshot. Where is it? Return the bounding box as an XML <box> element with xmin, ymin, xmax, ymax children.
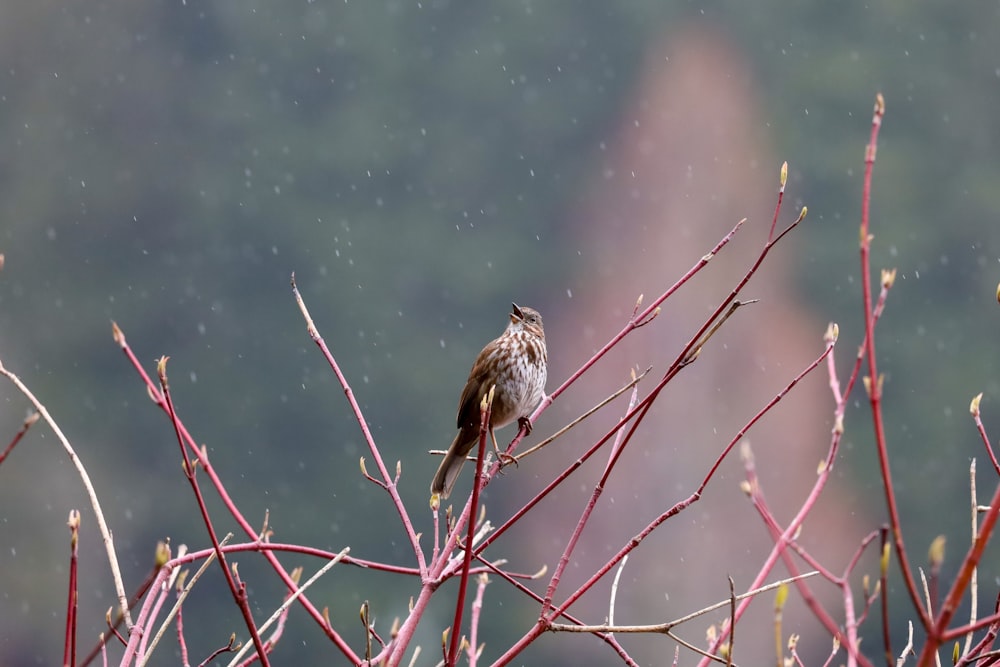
<box><xmin>430</xmin><ymin>304</ymin><xmax>548</xmax><ymax>500</ymax></box>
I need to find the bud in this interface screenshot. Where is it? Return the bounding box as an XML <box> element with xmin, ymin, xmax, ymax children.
<box><xmin>970</xmin><ymin>393</ymin><xmax>983</xmax><ymax>417</ymax></box>
<box><xmin>928</xmin><ymin>535</ymin><xmax>946</xmax><ymax>568</ymax></box>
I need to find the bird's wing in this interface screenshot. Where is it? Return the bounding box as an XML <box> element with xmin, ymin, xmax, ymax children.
<box><xmin>456</xmin><ymin>359</ymin><xmax>491</xmax><ymax>430</ymax></box>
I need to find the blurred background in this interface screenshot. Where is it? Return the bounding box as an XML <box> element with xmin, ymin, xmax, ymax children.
<box><xmin>2</xmin><ymin>2</ymin><xmax>1000</xmax><ymax>665</ymax></box>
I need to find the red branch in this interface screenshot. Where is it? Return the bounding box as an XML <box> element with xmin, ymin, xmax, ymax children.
<box><xmin>857</xmin><ymin>96</ymin><xmax>928</xmax><ymax>637</ymax></box>
<box><xmin>0</xmin><ymin>411</ymin><xmax>39</xmax><ymax>466</ymax></box>
<box><xmin>143</xmin><ymin>358</ymin><xmax>270</xmax><ymax>667</ymax></box>
<box><xmin>112</xmin><ymin>323</ymin><xmax>360</xmax><ymax>664</ymax></box>
<box><xmin>447</xmin><ymin>396</ymin><xmax>493</xmax><ymax>666</ymax></box>
<box><xmin>63</xmin><ymin>510</ymin><xmax>80</xmax><ymax>667</ymax></box>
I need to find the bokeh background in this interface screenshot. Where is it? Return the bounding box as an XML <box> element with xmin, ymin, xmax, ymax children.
<box><xmin>2</xmin><ymin>2</ymin><xmax>1000</xmax><ymax>665</ymax></box>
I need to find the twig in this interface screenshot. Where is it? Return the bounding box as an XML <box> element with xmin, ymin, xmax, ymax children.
<box><xmin>539</xmin><ymin>372</ymin><xmax>641</xmax><ymax>618</ymax></box>
<box><xmin>64</xmin><ymin>510</ymin><xmax>81</xmax><ymax>667</ymax></box>
<box><xmin>79</xmin><ymin>557</ymin><xmax>161</xmax><ymax>667</ymax></box>
<box><xmin>113</xmin><ymin>322</ymin><xmax>360</xmax><ymax>662</ymax></box>
<box><xmin>918</xmin><ymin>566</ymin><xmax>932</xmax><ymax>621</ymax></box>
<box><xmin>970</xmin><ymin>394</ymin><xmax>1000</xmax><ymax>475</ymax></box>
<box><xmin>881</xmin><ymin>537</ymin><xmax>892</xmax><ymax>667</ymax></box>
<box><xmin>199</xmin><ymin>635</ymin><xmax>239</xmax><ymax>666</ymax></box>
<box><xmin>155</xmin><ymin>358</ymin><xmax>270</xmax><ymax>666</ymax></box>
<box><xmin>925</xmin><ymin>436</ymin><xmax>1000</xmax><ymax>657</ymax></box>
<box><xmin>664</xmin><ymin>630</ymin><xmax>741</xmax><ymax>666</ymax></box>
<box><xmin>512</xmin><ymin>366</ymin><xmax>651</xmax><ymax>462</ymax></box>
<box><xmin>822</xmin><ymin>635</ymin><xmax>842</xmax><ymax>667</ymax></box>
<box><xmin>727</xmin><ymin>576</ymin><xmax>736</xmax><ymax>667</ymax></box>
<box><xmin>446</xmin><ymin>390</ymin><xmax>493</xmax><ymax>666</ymax></box>
<box><xmin>788</xmin><ymin>635</ymin><xmax>806</xmax><ymax>667</ymax></box>
<box><xmin>467</xmin><ymin>552</ymin><xmax>637</xmax><ymax>664</ymax></box>
<box><xmin>291</xmin><ymin>275</ymin><xmax>426</xmax><ymax>575</ymax></box>
<box><xmin>537</xmin><ymin>217</ymin><xmax>747</xmax><ymax>411</ymax></box>
<box><xmin>774</xmin><ymin>582</ymin><xmax>786</xmax><ymax>667</ymax></box>
<box><xmin>140</xmin><ymin>540</ymin><xmax>224</xmax><ymax>667</ymax></box>
<box><xmin>857</xmin><ymin>95</ymin><xmax>927</xmax><ymax>633</ymax></box>
<box><xmin>467</xmin><ymin>574</ymin><xmax>489</xmax><ymax>667</ymax></box>
<box><xmin>741</xmin><ymin>442</ymin><xmax>875</xmax><ymax>667</ymax></box>
<box><xmin>895</xmin><ymin>621</ymin><xmax>914</xmax><ymax>667</ymax></box>
<box><xmin>0</xmin><ymin>359</ymin><xmax>133</xmax><ymax>629</ymax></box>
<box><xmin>685</xmin><ymin>300</ymin><xmax>758</xmax><ymax>367</ymax></box>
<box><xmin>548</xmin><ymin>334</ymin><xmax>835</xmax><ymax>637</ymax></box>
<box><xmin>0</xmin><ymin>410</ymin><xmax>38</xmax><ymax>465</ymax></box>
<box><xmin>965</xmin><ymin>459</ymin><xmax>979</xmax><ymax>656</ymax></box>
<box><xmin>548</xmin><ymin>572</ymin><xmax>818</xmax><ymax>633</ymax></box>
<box><xmin>608</xmin><ymin>555</ymin><xmax>628</xmax><ymax>636</ymax></box>
<box><xmin>361</xmin><ymin>600</ymin><xmax>373</xmax><ymax>663</ymax></box>
<box><xmin>226</xmin><ymin>548</ymin><xmax>349</xmax><ymax>667</ymax></box>
<box><xmin>955</xmin><ymin>594</ymin><xmax>1000</xmax><ymax>666</ymax></box>
<box><xmin>700</xmin><ymin>334</ymin><xmax>870</xmax><ymax>667</ymax></box>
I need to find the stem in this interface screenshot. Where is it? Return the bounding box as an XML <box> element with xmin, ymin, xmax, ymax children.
<box><xmin>447</xmin><ymin>394</ymin><xmax>493</xmax><ymax>665</ymax></box>
<box><xmin>856</xmin><ymin>94</ymin><xmax>928</xmax><ymax>632</ymax></box>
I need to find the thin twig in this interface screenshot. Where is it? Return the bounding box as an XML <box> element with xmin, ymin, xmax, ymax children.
<box><xmin>446</xmin><ymin>390</ymin><xmax>493</xmax><ymax>666</ymax></box>
<box><xmin>156</xmin><ymin>358</ymin><xmax>270</xmax><ymax>666</ymax></box>
<box><xmin>700</xmin><ymin>334</ymin><xmax>871</xmax><ymax>667</ymax></box>
<box><xmin>467</xmin><ymin>551</ymin><xmax>637</xmax><ymax>664</ymax></box>
<box><xmin>727</xmin><ymin>576</ymin><xmax>736</xmax><ymax>667</ymax></box>
<box><xmin>539</xmin><ymin>372</ymin><xmax>642</xmax><ymax>619</ymax></box>
<box><xmin>895</xmin><ymin>621</ymin><xmax>914</xmax><ymax>667</ymax></box>
<box><xmin>970</xmin><ymin>395</ymin><xmax>1000</xmax><ymax>475</ymax></box>
<box><xmin>665</xmin><ymin>629</ymin><xmax>742</xmax><ymax>667</ymax></box>
<box><xmin>64</xmin><ymin>510</ymin><xmax>81</xmax><ymax>667</ymax></box>
<box><xmin>549</xmin><ymin>572</ymin><xmax>818</xmax><ymax>633</ymax></box>
<box><xmin>966</xmin><ymin>459</ymin><xmax>979</xmax><ymax>656</ymax></box>
<box><xmin>0</xmin><ymin>410</ymin><xmax>39</xmax><ymax>465</ymax></box>
<box><xmin>608</xmin><ymin>555</ymin><xmax>629</xmax><ymax>637</ymax></box>
<box><xmin>467</xmin><ymin>574</ymin><xmax>489</xmax><ymax>667</ymax></box>
<box><xmin>0</xmin><ymin>360</ymin><xmax>133</xmax><ymax>629</ymax></box>
<box><xmin>513</xmin><ymin>367</ymin><xmax>651</xmax><ymax>462</ymax></box>
<box><xmin>291</xmin><ymin>275</ymin><xmax>426</xmax><ymax>576</ymax></box>
<box><xmin>140</xmin><ymin>538</ymin><xmax>227</xmax><ymax>666</ymax></box>
<box><xmin>226</xmin><ymin>548</ymin><xmax>349</xmax><ymax>667</ymax></box>
<box><xmin>538</xmin><ymin>217</ymin><xmax>747</xmax><ymax>410</ymax></box>
<box><xmin>548</xmin><ymin>336</ymin><xmax>836</xmax><ymax>636</ymax></box>
<box><xmin>857</xmin><ymin>94</ymin><xmax>927</xmax><ymax>633</ymax></box>
<box><xmin>79</xmin><ymin>556</ymin><xmax>162</xmax><ymax>667</ymax></box>
<box><xmin>685</xmin><ymin>300</ymin><xmax>758</xmax><ymax>367</ymax></box>
<box><xmin>955</xmin><ymin>593</ymin><xmax>1000</xmax><ymax>666</ymax></box>
<box><xmin>918</xmin><ymin>567</ymin><xmax>933</xmax><ymax>624</ymax></box>
<box><xmin>742</xmin><ymin>442</ymin><xmax>873</xmax><ymax>667</ymax></box>
<box><xmin>112</xmin><ymin>323</ymin><xmax>359</xmax><ymax>662</ymax></box>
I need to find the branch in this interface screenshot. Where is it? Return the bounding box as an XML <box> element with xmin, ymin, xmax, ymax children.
<box><xmin>153</xmin><ymin>358</ymin><xmax>270</xmax><ymax>667</ymax></box>
<box><xmin>291</xmin><ymin>274</ymin><xmax>426</xmax><ymax>575</ymax></box>
<box><xmin>112</xmin><ymin>322</ymin><xmax>360</xmax><ymax>663</ymax></box>
<box><xmin>0</xmin><ymin>359</ymin><xmax>133</xmax><ymax>629</ymax></box>
<box><xmin>547</xmin><ymin>572</ymin><xmax>818</xmax><ymax>634</ymax></box>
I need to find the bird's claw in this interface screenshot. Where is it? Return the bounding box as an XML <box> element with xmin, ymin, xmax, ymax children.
<box><xmin>496</xmin><ymin>451</ymin><xmax>519</xmax><ymax>471</ymax></box>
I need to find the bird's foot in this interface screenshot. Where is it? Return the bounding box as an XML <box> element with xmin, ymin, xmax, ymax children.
<box><xmin>496</xmin><ymin>451</ymin><xmax>519</xmax><ymax>471</ymax></box>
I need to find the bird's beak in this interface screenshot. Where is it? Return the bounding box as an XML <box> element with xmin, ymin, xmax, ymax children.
<box><xmin>511</xmin><ymin>303</ymin><xmax>524</xmax><ymax>322</ymax></box>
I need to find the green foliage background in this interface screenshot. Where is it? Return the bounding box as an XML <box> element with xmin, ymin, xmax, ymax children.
<box><xmin>1</xmin><ymin>2</ymin><xmax>999</xmax><ymax>664</ymax></box>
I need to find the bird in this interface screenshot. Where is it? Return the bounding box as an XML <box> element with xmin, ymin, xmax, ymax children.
<box><xmin>430</xmin><ymin>303</ymin><xmax>548</xmax><ymax>500</ymax></box>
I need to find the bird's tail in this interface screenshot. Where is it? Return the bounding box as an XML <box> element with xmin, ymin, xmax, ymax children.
<box><xmin>430</xmin><ymin>431</ymin><xmax>474</xmax><ymax>499</ymax></box>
